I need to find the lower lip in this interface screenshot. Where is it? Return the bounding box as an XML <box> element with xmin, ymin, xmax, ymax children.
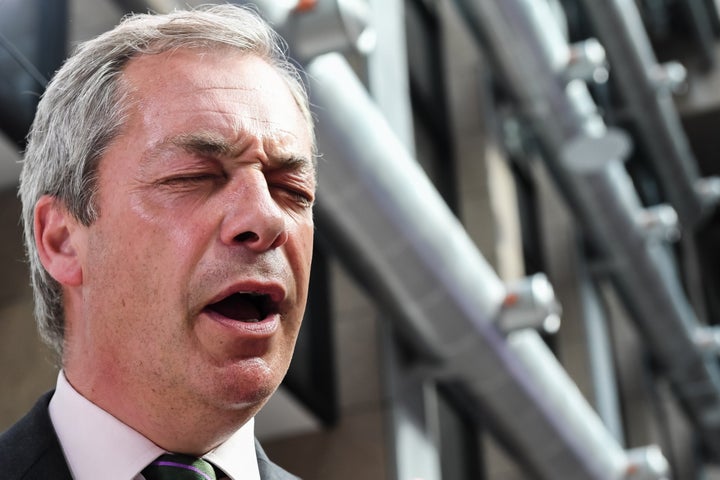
<box><xmin>201</xmin><ymin>310</ymin><xmax>281</xmax><ymax>337</ymax></box>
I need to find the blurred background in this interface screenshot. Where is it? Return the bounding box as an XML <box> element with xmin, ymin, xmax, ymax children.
<box><xmin>4</xmin><ymin>0</ymin><xmax>720</xmax><ymax>479</ymax></box>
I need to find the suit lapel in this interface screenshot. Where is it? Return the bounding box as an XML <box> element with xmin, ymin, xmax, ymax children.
<box><xmin>255</xmin><ymin>439</ymin><xmax>300</xmax><ymax>480</ymax></box>
<box><xmin>0</xmin><ymin>390</ymin><xmax>72</xmax><ymax>480</ymax></box>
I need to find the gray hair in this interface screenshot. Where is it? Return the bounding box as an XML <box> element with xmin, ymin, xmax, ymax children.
<box><xmin>19</xmin><ymin>4</ymin><xmax>314</xmax><ymax>358</ymax></box>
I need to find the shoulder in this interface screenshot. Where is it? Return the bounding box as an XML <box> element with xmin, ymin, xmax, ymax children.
<box><xmin>255</xmin><ymin>439</ymin><xmax>301</xmax><ymax>480</ymax></box>
<box><xmin>0</xmin><ymin>391</ymin><xmax>72</xmax><ymax>480</ymax></box>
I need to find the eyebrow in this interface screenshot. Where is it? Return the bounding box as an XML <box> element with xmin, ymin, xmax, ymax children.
<box><xmin>169</xmin><ymin>131</ymin><xmax>239</xmax><ymax>157</ymax></box>
<box><xmin>157</xmin><ymin>131</ymin><xmax>316</xmax><ymax>176</ymax></box>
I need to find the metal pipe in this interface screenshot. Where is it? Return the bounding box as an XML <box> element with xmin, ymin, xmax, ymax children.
<box><xmin>453</xmin><ymin>0</ymin><xmax>720</xmax><ymax>462</ymax></box>
<box><xmin>307</xmin><ymin>51</ymin><xmax>637</xmax><ymax>480</ymax></box>
<box><xmin>576</xmin><ymin>0</ymin><xmax>712</xmax><ymax>226</ymax></box>
<box><xmin>506</xmin><ymin>330</ymin><xmax>629</xmax><ymax>478</ymax></box>
<box><xmin>579</xmin><ymin>268</ymin><xmax>625</xmax><ymax>444</ymax></box>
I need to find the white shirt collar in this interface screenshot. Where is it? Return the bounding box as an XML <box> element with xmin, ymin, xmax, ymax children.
<box><xmin>49</xmin><ymin>371</ymin><xmax>260</xmax><ymax>480</ymax></box>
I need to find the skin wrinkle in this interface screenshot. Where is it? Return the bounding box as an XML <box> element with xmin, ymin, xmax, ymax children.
<box><xmin>136</xmin><ymin>98</ymin><xmax>315</xmax><ymax>183</ymax></box>
<box><xmin>130</xmin><ymin>95</ymin><xmax>316</xmax><ymax>222</ymax></box>
<box><xmin>137</xmin><ymin>132</ymin><xmax>316</xmax><ymax>220</ymax></box>
<box><xmin>144</xmin><ymin>49</ymin><xmax>312</xmax><ymax>147</ymax></box>
<box><xmin>161</xmin><ymin>131</ymin><xmax>315</xmax><ymax>175</ymax></box>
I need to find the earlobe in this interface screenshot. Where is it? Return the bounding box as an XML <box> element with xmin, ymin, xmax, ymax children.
<box><xmin>34</xmin><ymin>195</ymin><xmax>84</xmax><ymax>287</ymax></box>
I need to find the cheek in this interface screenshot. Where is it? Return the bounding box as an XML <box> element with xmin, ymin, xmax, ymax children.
<box><xmin>294</xmin><ymin>222</ymin><xmax>315</xmax><ymax>273</ymax></box>
<box><xmin>132</xmin><ymin>197</ymin><xmax>217</xmax><ymax>269</ymax></box>
<box><xmin>82</xmin><ymin>229</ymin><xmax>193</xmax><ymax>359</ymax></box>
<box><xmin>118</xmin><ymin>192</ymin><xmax>211</xmax><ymax>268</ymax></box>
<box><xmin>84</xmin><ymin>215</ymin><xmax>193</xmax><ymax>312</ymax></box>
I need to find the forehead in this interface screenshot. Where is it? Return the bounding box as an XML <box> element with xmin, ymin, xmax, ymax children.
<box><xmin>119</xmin><ymin>48</ymin><xmax>313</xmax><ymax>159</ymax></box>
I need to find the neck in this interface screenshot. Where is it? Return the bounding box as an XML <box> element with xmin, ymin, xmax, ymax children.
<box><xmin>62</xmin><ymin>365</ymin><xmax>259</xmax><ymax>455</ymax></box>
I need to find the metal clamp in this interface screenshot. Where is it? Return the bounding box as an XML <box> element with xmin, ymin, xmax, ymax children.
<box><xmin>634</xmin><ymin>204</ymin><xmax>680</xmax><ymax>242</ymax></box>
<box><xmin>648</xmin><ymin>61</ymin><xmax>687</xmax><ymax>95</ymax></box>
<box><xmin>565</xmin><ymin>38</ymin><xmax>609</xmax><ymax>84</ymax></box>
<box><xmin>624</xmin><ymin>445</ymin><xmax>670</xmax><ymax>480</ymax></box>
<box><xmin>497</xmin><ymin>273</ymin><xmax>562</xmax><ymax>334</ymax></box>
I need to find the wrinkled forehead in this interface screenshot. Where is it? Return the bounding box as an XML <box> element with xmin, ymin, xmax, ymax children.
<box><xmin>117</xmin><ymin>48</ymin><xmax>314</xmax><ymax>160</ymax></box>
<box><xmin>118</xmin><ymin>47</ymin><xmax>315</xmax><ymax>149</ymax></box>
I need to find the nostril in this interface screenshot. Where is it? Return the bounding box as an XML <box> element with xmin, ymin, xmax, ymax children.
<box><xmin>234</xmin><ymin>231</ymin><xmax>259</xmax><ymax>243</ymax></box>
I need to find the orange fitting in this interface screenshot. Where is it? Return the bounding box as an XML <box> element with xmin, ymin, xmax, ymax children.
<box><xmin>503</xmin><ymin>293</ymin><xmax>519</xmax><ymax>307</ymax></box>
<box><xmin>294</xmin><ymin>0</ymin><xmax>318</xmax><ymax>13</ymax></box>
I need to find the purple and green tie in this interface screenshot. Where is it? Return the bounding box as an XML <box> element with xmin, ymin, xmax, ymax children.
<box><xmin>142</xmin><ymin>453</ymin><xmax>218</xmax><ymax>480</ymax></box>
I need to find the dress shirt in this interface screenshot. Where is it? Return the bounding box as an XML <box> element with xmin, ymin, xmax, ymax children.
<box><xmin>49</xmin><ymin>371</ymin><xmax>260</xmax><ymax>480</ymax></box>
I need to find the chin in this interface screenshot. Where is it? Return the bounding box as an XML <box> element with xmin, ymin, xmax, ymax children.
<box><xmin>211</xmin><ymin>357</ymin><xmax>284</xmax><ymax>409</ymax></box>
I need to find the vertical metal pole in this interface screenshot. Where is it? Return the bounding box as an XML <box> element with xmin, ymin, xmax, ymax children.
<box><xmin>578</xmin><ymin>266</ymin><xmax>625</xmax><ymax>444</ymax></box>
<box><xmin>367</xmin><ymin>0</ymin><xmax>415</xmax><ymax>156</ymax></box>
<box><xmin>366</xmin><ymin>1</ymin><xmax>440</xmax><ymax>478</ymax></box>
<box><xmin>682</xmin><ymin>0</ymin><xmax>716</xmax><ymax>70</ymax></box>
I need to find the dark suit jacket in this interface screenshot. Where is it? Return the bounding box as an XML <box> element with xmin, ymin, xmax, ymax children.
<box><xmin>0</xmin><ymin>391</ymin><xmax>299</xmax><ymax>479</ymax></box>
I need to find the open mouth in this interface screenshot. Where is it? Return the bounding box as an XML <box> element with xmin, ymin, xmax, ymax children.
<box><xmin>205</xmin><ymin>292</ymin><xmax>277</xmax><ymax>323</ymax></box>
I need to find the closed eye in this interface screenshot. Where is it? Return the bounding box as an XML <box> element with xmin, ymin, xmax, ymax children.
<box><xmin>180</xmin><ymin>174</ymin><xmax>219</xmax><ymax>183</ymax></box>
<box><xmin>273</xmin><ymin>184</ymin><xmax>315</xmax><ymax>208</ymax></box>
<box><xmin>160</xmin><ymin>173</ymin><xmax>224</xmax><ymax>186</ymax></box>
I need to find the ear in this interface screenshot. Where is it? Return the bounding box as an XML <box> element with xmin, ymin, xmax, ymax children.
<box><xmin>34</xmin><ymin>195</ymin><xmax>84</xmax><ymax>287</ymax></box>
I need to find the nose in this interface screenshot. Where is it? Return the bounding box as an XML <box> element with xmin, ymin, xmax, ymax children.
<box><xmin>219</xmin><ymin>174</ymin><xmax>289</xmax><ymax>252</ymax></box>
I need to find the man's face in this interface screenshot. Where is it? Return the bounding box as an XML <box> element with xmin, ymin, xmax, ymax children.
<box><xmin>65</xmin><ymin>49</ymin><xmax>315</xmax><ymax>426</ymax></box>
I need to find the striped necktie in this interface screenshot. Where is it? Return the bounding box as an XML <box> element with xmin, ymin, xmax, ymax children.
<box><xmin>142</xmin><ymin>453</ymin><xmax>218</xmax><ymax>480</ymax></box>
